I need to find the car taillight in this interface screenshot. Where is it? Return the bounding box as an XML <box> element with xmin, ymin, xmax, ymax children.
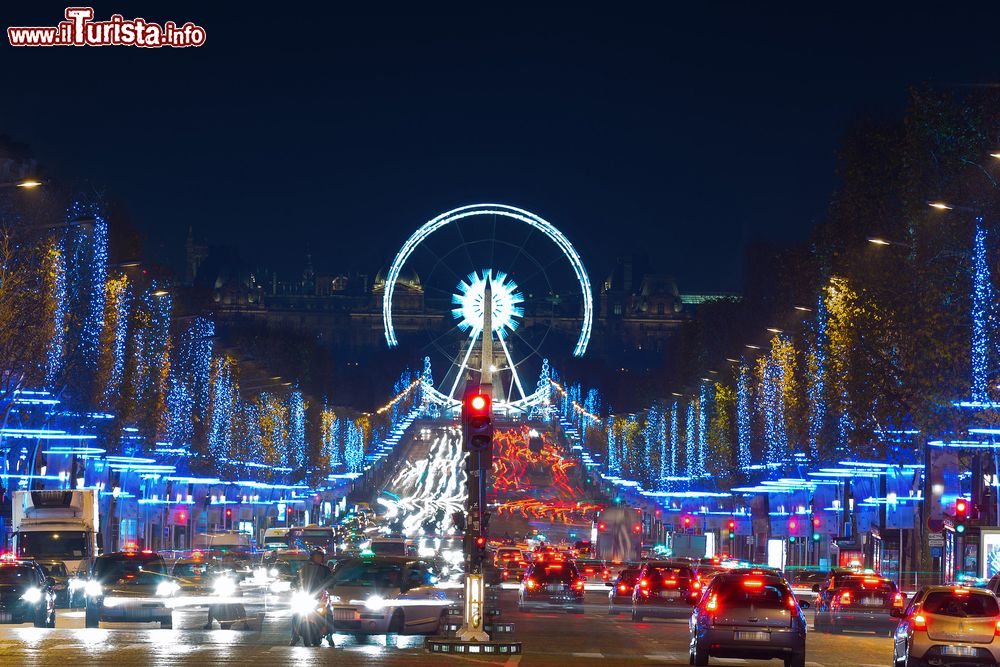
<box><xmin>995</xmin><ymin>620</ymin><xmax>1000</xmax><ymax>637</ymax></box>
<box><xmin>639</xmin><ymin>578</ymin><xmax>649</xmax><ymax>589</ymax></box>
<box><xmin>574</xmin><ymin>580</ymin><xmax>585</xmax><ymax>591</ymax></box>
<box><xmin>705</xmin><ymin>594</ymin><xmax>719</xmax><ymax>612</ymax></box>
<box><xmin>618</xmin><ymin>584</ymin><xmax>628</xmax><ymax>592</ymax></box>
<box><xmin>912</xmin><ymin>614</ymin><xmax>926</xmax><ymax>631</ymax></box>
<box><xmin>787</xmin><ymin>595</ymin><xmax>798</xmax><ymax>610</ymax></box>
<box><xmin>525</xmin><ymin>578</ymin><xmax>536</xmax><ymax>590</ymax></box>
<box><xmin>840</xmin><ymin>591</ymin><xmax>851</xmax><ymax>605</ymax></box>
<box><xmin>893</xmin><ymin>593</ymin><xmax>904</xmax><ymax>608</ymax></box>
<box><xmin>664</xmin><ymin>578</ymin><xmax>677</xmax><ymax>588</ymax></box>
<box><xmin>693</xmin><ymin>580</ymin><xmax>702</xmax><ymax>591</ymax></box>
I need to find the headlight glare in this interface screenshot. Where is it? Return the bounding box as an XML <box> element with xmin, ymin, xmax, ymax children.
<box><xmin>156</xmin><ymin>580</ymin><xmax>180</xmax><ymax>597</ymax></box>
<box><xmin>213</xmin><ymin>577</ymin><xmax>236</xmax><ymax>597</ymax></box>
<box><xmin>290</xmin><ymin>591</ymin><xmax>319</xmax><ymax>616</ymax></box>
<box><xmin>84</xmin><ymin>580</ymin><xmax>103</xmax><ymax>598</ymax></box>
<box><xmin>20</xmin><ymin>587</ymin><xmax>42</xmax><ymax>603</ymax></box>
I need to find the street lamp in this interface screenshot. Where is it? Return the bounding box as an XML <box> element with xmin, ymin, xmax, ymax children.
<box><xmin>0</xmin><ymin>179</ymin><xmax>44</xmax><ymax>190</ymax></box>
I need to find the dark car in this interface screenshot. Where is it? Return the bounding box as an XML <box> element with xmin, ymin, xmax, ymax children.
<box><xmin>35</xmin><ymin>560</ymin><xmax>71</xmax><ymax>608</ymax></box>
<box><xmin>84</xmin><ymin>547</ymin><xmax>175</xmax><ymax>628</ymax></box>
<box><xmin>814</xmin><ymin>574</ymin><xmax>903</xmax><ymax>634</ymax></box>
<box><xmin>519</xmin><ymin>561</ymin><xmax>585</xmax><ymax>613</ymax></box>
<box><xmin>811</xmin><ymin>567</ymin><xmax>859</xmax><ymax>611</ymax></box>
<box><xmin>689</xmin><ymin>571</ymin><xmax>806</xmax><ymax>667</ymax></box>
<box><xmin>170</xmin><ymin>557</ymin><xmax>247</xmax><ymax>630</ymax></box>
<box><xmin>0</xmin><ymin>557</ymin><xmax>56</xmax><ymax>626</ymax></box>
<box><xmin>608</xmin><ymin>567</ymin><xmax>640</xmax><ymax>615</ymax></box>
<box><xmin>631</xmin><ymin>561</ymin><xmax>700</xmax><ymax>621</ymax></box>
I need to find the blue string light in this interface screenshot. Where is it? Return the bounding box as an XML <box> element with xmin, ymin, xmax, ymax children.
<box><xmin>807</xmin><ymin>293</ymin><xmax>827</xmax><ymax>459</ymax></box>
<box><xmin>972</xmin><ymin>217</ymin><xmax>992</xmax><ymax>402</ymax></box>
<box><xmin>288</xmin><ymin>389</ymin><xmax>306</xmax><ymax>469</ymax></box>
<box><xmin>736</xmin><ymin>362</ymin><xmax>751</xmax><ymax>472</ymax></box>
<box><xmin>697</xmin><ymin>383</ymin><xmax>708</xmax><ymax>475</ymax></box>
<box><xmin>44</xmin><ymin>244</ymin><xmax>67</xmax><ymax>386</ymax></box>
<box><xmin>344</xmin><ymin>420</ymin><xmax>364</xmax><ymax>473</ymax></box>
<box><xmin>670</xmin><ymin>400</ymin><xmax>679</xmax><ymax>483</ymax></box>
<box><xmin>208</xmin><ymin>357</ymin><xmax>235</xmax><ymax>461</ymax></box>
<box><xmin>685</xmin><ymin>400</ymin><xmax>695</xmax><ymax>478</ymax></box>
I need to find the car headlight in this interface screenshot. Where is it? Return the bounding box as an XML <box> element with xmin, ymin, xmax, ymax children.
<box><xmin>20</xmin><ymin>587</ymin><xmax>42</xmax><ymax>603</ymax></box>
<box><xmin>68</xmin><ymin>579</ymin><xmax>86</xmax><ymax>591</ymax></box>
<box><xmin>213</xmin><ymin>577</ymin><xmax>237</xmax><ymax>597</ymax></box>
<box><xmin>364</xmin><ymin>595</ymin><xmax>386</xmax><ymax>611</ymax></box>
<box><xmin>84</xmin><ymin>580</ymin><xmax>103</xmax><ymax>598</ymax></box>
<box><xmin>156</xmin><ymin>581</ymin><xmax>181</xmax><ymax>597</ymax></box>
<box><xmin>269</xmin><ymin>568</ymin><xmax>279</xmax><ymax>577</ymax></box>
<box><xmin>290</xmin><ymin>591</ymin><xmax>320</xmax><ymax>616</ymax></box>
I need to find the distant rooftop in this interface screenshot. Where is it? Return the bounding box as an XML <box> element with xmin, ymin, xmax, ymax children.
<box><xmin>679</xmin><ymin>292</ymin><xmax>741</xmax><ymax>305</ymax></box>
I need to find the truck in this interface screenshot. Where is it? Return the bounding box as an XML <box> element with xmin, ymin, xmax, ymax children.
<box><xmin>594</xmin><ymin>506</ymin><xmax>642</xmax><ymax>563</ymax></box>
<box><xmin>12</xmin><ymin>489</ymin><xmax>99</xmax><ymax>573</ymax></box>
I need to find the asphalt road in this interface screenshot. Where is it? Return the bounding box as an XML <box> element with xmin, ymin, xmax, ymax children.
<box><xmin>0</xmin><ymin>589</ymin><xmax>896</xmax><ymax>666</ymax></box>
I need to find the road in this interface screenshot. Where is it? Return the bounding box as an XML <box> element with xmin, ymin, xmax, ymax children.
<box><xmin>0</xmin><ymin>422</ymin><xmax>893</xmax><ymax>665</ymax></box>
<box><xmin>0</xmin><ymin>591</ymin><xmax>894</xmax><ymax>666</ymax></box>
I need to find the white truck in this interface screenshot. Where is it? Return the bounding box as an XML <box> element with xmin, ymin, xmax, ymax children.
<box><xmin>12</xmin><ymin>489</ymin><xmax>99</xmax><ymax>573</ymax></box>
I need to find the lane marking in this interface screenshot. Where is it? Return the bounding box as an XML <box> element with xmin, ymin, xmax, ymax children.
<box><xmin>645</xmin><ymin>655</ymin><xmax>679</xmax><ymax>662</ymax></box>
<box><xmin>572</xmin><ymin>653</ymin><xmax>604</xmax><ymax>658</ymax></box>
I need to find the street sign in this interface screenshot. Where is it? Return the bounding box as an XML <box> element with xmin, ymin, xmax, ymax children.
<box><xmin>928</xmin><ymin>532</ymin><xmax>945</xmax><ymax>547</ymax></box>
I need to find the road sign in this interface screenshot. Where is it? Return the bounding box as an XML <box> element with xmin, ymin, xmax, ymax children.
<box><xmin>928</xmin><ymin>532</ymin><xmax>945</xmax><ymax>547</ymax></box>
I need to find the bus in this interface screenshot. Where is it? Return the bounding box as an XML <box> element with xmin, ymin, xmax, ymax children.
<box><xmin>594</xmin><ymin>506</ymin><xmax>642</xmax><ymax>563</ymax></box>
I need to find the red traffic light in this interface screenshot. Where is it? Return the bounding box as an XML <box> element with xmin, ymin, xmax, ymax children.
<box><xmin>728</xmin><ymin>519</ymin><xmax>736</xmax><ymax>530</ymax></box>
<box><xmin>468</xmin><ymin>393</ymin><xmax>490</xmax><ymax>413</ymax></box>
<box><xmin>597</xmin><ymin>522</ymin><xmax>607</xmax><ymax>532</ymax></box>
<box><xmin>225</xmin><ymin>508</ymin><xmax>233</xmax><ymax>518</ymax></box>
<box><xmin>632</xmin><ymin>523</ymin><xmax>642</xmax><ymax>534</ymax></box>
<box><xmin>956</xmin><ymin>499</ymin><xmax>968</xmax><ymax>515</ymax></box>
<box><xmin>788</xmin><ymin>519</ymin><xmax>797</xmax><ymax>531</ymax></box>
<box><xmin>682</xmin><ymin>516</ymin><xmax>692</xmax><ymax>528</ymax></box>
<box><xmin>813</xmin><ymin>517</ymin><xmax>821</xmax><ymax>527</ymax></box>
<box><xmin>475</xmin><ymin>536</ymin><xmax>487</xmax><ymax>547</ymax></box>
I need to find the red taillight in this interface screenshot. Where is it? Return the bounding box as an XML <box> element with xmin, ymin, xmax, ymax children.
<box><xmin>639</xmin><ymin>578</ymin><xmax>649</xmax><ymax>589</ymax></box>
<box><xmin>863</xmin><ymin>577</ymin><xmax>880</xmax><ymax>585</ymax></box>
<box><xmin>693</xmin><ymin>580</ymin><xmax>702</xmax><ymax>591</ymax></box>
<box><xmin>574</xmin><ymin>580</ymin><xmax>585</xmax><ymax>591</ymax></box>
<box><xmin>664</xmin><ymin>578</ymin><xmax>677</xmax><ymax>587</ymax></box>
<box><xmin>995</xmin><ymin>620</ymin><xmax>1000</xmax><ymax>637</ymax></box>
<box><xmin>893</xmin><ymin>593</ymin><xmax>904</xmax><ymax>608</ymax></box>
<box><xmin>742</xmin><ymin>579</ymin><xmax>764</xmax><ymax>588</ymax></box>
<box><xmin>840</xmin><ymin>591</ymin><xmax>852</xmax><ymax>605</ymax></box>
<box><xmin>705</xmin><ymin>594</ymin><xmax>719</xmax><ymax>612</ymax></box>
<box><xmin>787</xmin><ymin>595</ymin><xmax>798</xmax><ymax>610</ymax></box>
<box><xmin>912</xmin><ymin>613</ymin><xmax>927</xmax><ymax>631</ymax></box>
<box><xmin>618</xmin><ymin>584</ymin><xmax>628</xmax><ymax>592</ymax></box>
<box><xmin>525</xmin><ymin>578</ymin><xmax>536</xmax><ymax>590</ymax></box>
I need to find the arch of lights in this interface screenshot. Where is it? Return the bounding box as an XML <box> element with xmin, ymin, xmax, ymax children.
<box><xmin>383</xmin><ymin>204</ymin><xmax>594</xmax><ymax>413</ymax></box>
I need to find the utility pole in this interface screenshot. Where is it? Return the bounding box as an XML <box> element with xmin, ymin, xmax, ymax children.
<box><xmin>456</xmin><ymin>278</ymin><xmax>493</xmax><ymax>642</ymax></box>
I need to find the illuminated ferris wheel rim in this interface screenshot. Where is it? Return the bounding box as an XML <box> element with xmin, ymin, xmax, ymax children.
<box><xmin>382</xmin><ymin>203</ymin><xmax>594</xmax><ymax>356</ymax></box>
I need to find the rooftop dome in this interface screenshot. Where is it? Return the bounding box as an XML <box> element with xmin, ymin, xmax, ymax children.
<box><xmin>373</xmin><ymin>265</ymin><xmax>422</xmax><ymax>292</ymax></box>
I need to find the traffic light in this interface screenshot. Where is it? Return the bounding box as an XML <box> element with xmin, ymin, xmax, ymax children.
<box><xmin>788</xmin><ymin>518</ymin><xmax>797</xmax><ymax>543</ymax></box>
<box><xmin>463</xmin><ymin>390</ymin><xmax>493</xmax><ymax>452</ymax></box>
<box><xmin>727</xmin><ymin>519</ymin><xmax>736</xmax><ymax>540</ymax></box>
<box><xmin>682</xmin><ymin>515</ymin><xmax>693</xmax><ymax>531</ymax></box>
<box><xmin>956</xmin><ymin>498</ymin><xmax>969</xmax><ymax>534</ymax></box>
<box><xmin>472</xmin><ymin>534</ymin><xmax>488</xmax><ymax>568</ymax></box>
<box><xmin>812</xmin><ymin>517</ymin><xmax>821</xmax><ymax>542</ymax></box>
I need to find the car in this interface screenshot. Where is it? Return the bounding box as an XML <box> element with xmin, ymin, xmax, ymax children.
<box><xmin>631</xmin><ymin>560</ymin><xmax>700</xmax><ymax>621</ymax></box>
<box><xmin>573</xmin><ymin>540</ymin><xmax>593</xmax><ymax>557</ymax></box>
<box><xmin>608</xmin><ymin>567</ymin><xmax>640</xmax><ymax>615</ymax></box>
<box><xmin>35</xmin><ymin>559</ymin><xmax>71</xmax><ymax>608</ymax></box>
<box><xmin>83</xmin><ymin>546</ymin><xmax>176</xmax><ymax>628</ymax></box>
<box><xmin>812</xmin><ymin>567</ymin><xmax>861</xmax><ymax>611</ymax></box>
<box><xmin>170</xmin><ymin>557</ymin><xmax>248</xmax><ymax>630</ymax></box>
<box><xmin>893</xmin><ymin>585</ymin><xmax>1000</xmax><ymax>667</ymax></box>
<box><xmin>689</xmin><ymin>571</ymin><xmax>806</xmax><ymax>667</ymax></box>
<box><xmin>787</xmin><ymin>568</ymin><xmax>828</xmax><ymax>608</ymax></box>
<box><xmin>814</xmin><ymin>574</ymin><xmax>903</xmax><ymax>634</ymax></box>
<box><xmin>368</xmin><ymin>538</ymin><xmax>417</xmax><ymax>557</ymax></box>
<box><xmin>325</xmin><ymin>555</ymin><xmax>449</xmax><ymax>635</ymax></box>
<box><xmin>519</xmin><ymin>560</ymin><xmax>585</xmax><ymax>614</ymax></box>
<box><xmin>575</xmin><ymin>558</ymin><xmax>611</xmax><ymax>585</ymax></box>
<box><xmin>260</xmin><ymin>549</ymin><xmax>312</xmax><ymax>592</ymax></box>
<box><xmin>0</xmin><ymin>554</ymin><xmax>56</xmax><ymax>626</ymax></box>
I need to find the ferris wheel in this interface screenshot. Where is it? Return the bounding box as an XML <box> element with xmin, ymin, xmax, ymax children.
<box><xmin>381</xmin><ymin>204</ymin><xmax>593</xmax><ymax>413</ymax></box>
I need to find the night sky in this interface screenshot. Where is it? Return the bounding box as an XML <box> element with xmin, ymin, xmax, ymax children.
<box><xmin>3</xmin><ymin>2</ymin><xmax>999</xmax><ymax>291</ymax></box>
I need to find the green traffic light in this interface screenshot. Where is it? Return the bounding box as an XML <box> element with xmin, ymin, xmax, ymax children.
<box><xmin>789</xmin><ymin>536</ymin><xmax>796</xmax><ymax>543</ymax></box>
<box><xmin>957</xmin><ymin>524</ymin><xmax>966</xmax><ymax>534</ymax></box>
<box><xmin>812</xmin><ymin>533</ymin><xmax>821</xmax><ymax>541</ymax></box>
<box><xmin>728</xmin><ymin>532</ymin><xmax>735</xmax><ymax>539</ymax></box>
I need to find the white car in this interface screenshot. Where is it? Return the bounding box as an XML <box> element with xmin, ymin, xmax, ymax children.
<box><xmin>326</xmin><ymin>556</ymin><xmax>449</xmax><ymax>635</ymax></box>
